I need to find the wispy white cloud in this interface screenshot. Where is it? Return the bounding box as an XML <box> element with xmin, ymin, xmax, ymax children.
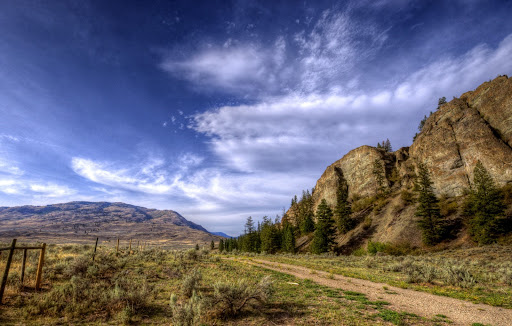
<box><xmin>191</xmin><ymin>34</ymin><xmax>512</xmax><ymax>176</ymax></box>
<box><xmin>160</xmin><ymin>9</ymin><xmax>388</xmax><ymax>96</ymax></box>
<box><xmin>0</xmin><ymin>159</ymin><xmax>24</xmax><ymax>176</ymax></box>
<box><xmin>69</xmin><ymin>154</ymin><xmax>310</xmax><ymax>229</ymax></box>
<box><xmin>0</xmin><ymin>134</ymin><xmax>20</xmax><ymax>142</ymax></box>
<box><xmin>0</xmin><ymin>178</ymin><xmax>76</xmax><ymax>198</ymax></box>
<box><xmin>29</xmin><ymin>183</ymin><xmax>76</xmax><ymax>197</ymax></box>
<box><xmin>161</xmin><ymin>43</ymin><xmax>285</xmax><ymax>95</ymax></box>
<box><xmin>0</xmin><ymin>179</ymin><xmax>20</xmax><ymax>195</ymax></box>
<box><xmin>71</xmin><ymin>157</ymin><xmax>173</xmax><ymax>195</ymax></box>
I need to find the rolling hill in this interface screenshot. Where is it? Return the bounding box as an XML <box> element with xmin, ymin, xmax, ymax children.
<box><xmin>0</xmin><ymin>201</ymin><xmax>222</xmax><ymax>248</ymax></box>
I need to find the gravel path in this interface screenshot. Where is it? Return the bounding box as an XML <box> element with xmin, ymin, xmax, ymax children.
<box><xmin>234</xmin><ymin>258</ymin><xmax>512</xmax><ymax>326</ymax></box>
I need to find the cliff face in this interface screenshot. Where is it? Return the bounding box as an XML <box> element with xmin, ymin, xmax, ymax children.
<box><xmin>290</xmin><ymin>76</ymin><xmax>512</xmax><ymax>249</ymax></box>
<box><xmin>410</xmin><ymin>76</ymin><xmax>512</xmax><ymax>197</ymax></box>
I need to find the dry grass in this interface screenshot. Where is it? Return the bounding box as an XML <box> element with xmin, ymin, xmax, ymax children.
<box><xmin>0</xmin><ymin>243</ymin><xmax>453</xmax><ymax>325</ymax></box>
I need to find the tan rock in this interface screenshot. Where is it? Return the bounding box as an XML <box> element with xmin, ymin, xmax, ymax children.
<box><xmin>288</xmin><ymin>76</ymin><xmax>512</xmax><ymax>248</ymax></box>
<box><xmin>311</xmin><ymin>146</ymin><xmax>390</xmax><ymax>211</ymax></box>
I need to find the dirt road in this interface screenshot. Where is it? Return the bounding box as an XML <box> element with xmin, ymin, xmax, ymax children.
<box><xmin>234</xmin><ymin>258</ymin><xmax>512</xmax><ymax>326</ymax></box>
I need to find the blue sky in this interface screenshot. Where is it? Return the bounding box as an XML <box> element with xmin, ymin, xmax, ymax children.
<box><xmin>1</xmin><ymin>0</ymin><xmax>512</xmax><ymax>235</ymax></box>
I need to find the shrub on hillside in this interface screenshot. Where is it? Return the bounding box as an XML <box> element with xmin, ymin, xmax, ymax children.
<box><xmin>210</xmin><ymin>276</ymin><xmax>273</xmax><ymax>318</ymax></box>
<box><xmin>182</xmin><ymin>269</ymin><xmax>202</xmax><ymax>298</ymax></box>
<box><xmin>439</xmin><ymin>196</ymin><xmax>458</xmax><ymax>216</ymax></box>
<box><xmin>170</xmin><ymin>292</ymin><xmax>202</xmax><ymax>326</ymax></box>
<box><xmin>442</xmin><ymin>265</ymin><xmax>476</xmax><ymax>288</ymax></box>
<box><xmin>352</xmin><ymin>196</ymin><xmax>378</xmax><ymax>213</ymax></box>
<box><xmin>400</xmin><ymin>190</ymin><xmax>415</xmax><ymax>205</ymax></box>
<box><xmin>367</xmin><ymin>241</ymin><xmax>390</xmax><ymax>255</ymax></box>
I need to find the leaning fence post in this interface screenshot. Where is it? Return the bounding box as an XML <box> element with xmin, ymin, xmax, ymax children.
<box><xmin>35</xmin><ymin>243</ymin><xmax>46</xmax><ymax>291</ymax></box>
<box><xmin>0</xmin><ymin>239</ymin><xmax>16</xmax><ymax>304</ymax></box>
<box><xmin>20</xmin><ymin>248</ymin><xmax>28</xmax><ymax>286</ymax></box>
<box><xmin>92</xmin><ymin>237</ymin><xmax>99</xmax><ymax>262</ymax></box>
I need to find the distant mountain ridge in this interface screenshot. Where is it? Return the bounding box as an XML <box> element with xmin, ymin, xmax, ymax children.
<box><xmin>0</xmin><ymin>201</ymin><xmax>222</xmax><ymax>247</ymax></box>
<box><xmin>210</xmin><ymin>231</ymin><xmax>234</xmax><ymax>238</ymax></box>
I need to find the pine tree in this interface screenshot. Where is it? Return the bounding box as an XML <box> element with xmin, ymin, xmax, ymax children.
<box><xmin>219</xmin><ymin>239</ymin><xmax>225</xmax><ymax>252</ymax></box>
<box><xmin>414</xmin><ymin>163</ymin><xmax>446</xmax><ymax>245</ymax></box>
<box><xmin>464</xmin><ymin>161</ymin><xmax>506</xmax><ymax>244</ymax></box>
<box><xmin>372</xmin><ymin>159</ymin><xmax>386</xmax><ymax>195</ymax></box>
<box><xmin>300</xmin><ymin>212</ymin><xmax>315</xmax><ymax>234</ymax></box>
<box><xmin>245</xmin><ymin>216</ymin><xmax>255</xmax><ymax>234</ymax></box>
<box><xmin>310</xmin><ymin>199</ymin><xmax>336</xmax><ymax>254</ymax></box>
<box><xmin>291</xmin><ymin>189</ymin><xmax>315</xmax><ymax>235</ymax></box>
<box><xmin>210</xmin><ymin>240</ymin><xmax>215</xmax><ymax>250</ymax></box>
<box><xmin>437</xmin><ymin>97</ymin><xmax>447</xmax><ymax>109</ymax></box>
<box><xmin>241</xmin><ymin>216</ymin><xmax>260</xmax><ymax>252</ymax></box>
<box><xmin>195</xmin><ymin>243</ymin><xmax>199</xmax><ymax>250</ymax></box>
<box><xmin>334</xmin><ymin>168</ymin><xmax>354</xmax><ymax>234</ymax></box>
<box><xmin>418</xmin><ymin>115</ymin><xmax>428</xmax><ymax>132</ymax></box>
<box><xmin>260</xmin><ymin>216</ymin><xmax>280</xmax><ymax>253</ymax></box>
<box><xmin>384</xmin><ymin>139</ymin><xmax>392</xmax><ymax>152</ymax></box>
<box><xmin>281</xmin><ymin>220</ymin><xmax>296</xmax><ymax>253</ymax></box>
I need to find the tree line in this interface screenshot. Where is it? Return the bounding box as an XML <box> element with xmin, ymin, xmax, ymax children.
<box><xmin>416</xmin><ymin>161</ymin><xmax>509</xmax><ymax>245</ymax></box>
<box><xmin>216</xmin><ymin>170</ymin><xmax>358</xmax><ymax>255</ymax></box>
<box><xmin>215</xmin><ymin>159</ymin><xmax>509</xmax><ymax>255</ymax></box>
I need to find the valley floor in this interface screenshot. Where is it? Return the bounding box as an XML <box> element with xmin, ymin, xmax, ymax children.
<box><xmin>1</xmin><ymin>243</ymin><xmax>511</xmax><ymax>325</ymax></box>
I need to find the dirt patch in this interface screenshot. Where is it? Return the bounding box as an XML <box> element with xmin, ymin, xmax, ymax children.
<box><xmin>232</xmin><ymin>258</ymin><xmax>512</xmax><ymax>326</ymax></box>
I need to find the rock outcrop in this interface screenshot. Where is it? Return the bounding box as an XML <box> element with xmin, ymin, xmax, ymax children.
<box><xmin>410</xmin><ymin>76</ymin><xmax>512</xmax><ymax>196</ymax></box>
<box><xmin>289</xmin><ymin>76</ymin><xmax>512</xmax><ymax>249</ymax></box>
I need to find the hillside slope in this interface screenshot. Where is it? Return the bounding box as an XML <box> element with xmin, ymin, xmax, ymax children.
<box><xmin>0</xmin><ymin>201</ymin><xmax>221</xmax><ymax>247</ymax></box>
<box><xmin>288</xmin><ymin>75</ymin><xmax>512</xmax><ymax>251</ymax></box>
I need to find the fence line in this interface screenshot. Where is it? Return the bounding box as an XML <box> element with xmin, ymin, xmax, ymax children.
<box><xmin>0</xmin><ymin>239</ymin><xmax>46</xmax><ymax>304</ymax></box>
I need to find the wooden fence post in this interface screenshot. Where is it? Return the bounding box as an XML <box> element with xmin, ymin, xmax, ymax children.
<box><xmin>129</xmin><ymin>239</ymin><xmax>132</xmax><ymax>252</ymax></box>
<box><xmin>92</xmin><ymin>237</ymin><xmax>99</xmax><ymax>262</ymax></box>
<box><xmin>20</xmin><ymin>248</ymin><xmax>27</xmax><ymax>286</ymax></box>
<box><xmin>116</xmin><ymin>238</ymin><xmax>119</xmax><ymax>254</ymax></box>
<box><xmin>0</xmin><ymin>239</ymin><xmax>16</xmax><ymax>304</ymax></box>
<box><xmin>35</xmin><ymin>243</ymin><xmax>46</xmax><ymax>291</ymax></box>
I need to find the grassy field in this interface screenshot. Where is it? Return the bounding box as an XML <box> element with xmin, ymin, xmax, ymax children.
<box><xmin>227</xmin><ymin>245</ymin><xmax>512</xmax><ymax>309</ymax></box>
<box><xmin>0</xmin><ymin>243</ymin><xmax>456</xmax><ymax>325</ymax></box>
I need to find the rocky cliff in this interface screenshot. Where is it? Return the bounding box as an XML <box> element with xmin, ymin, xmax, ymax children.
<box><xmin>291</xmin><ymin>76</ymin><xmax>512</xmax><ymax>249</ymax></box>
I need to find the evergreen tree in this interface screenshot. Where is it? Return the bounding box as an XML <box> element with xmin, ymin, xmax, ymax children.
<box><xmin>291</xmin><ymin>189</ymin><xmax>315</xmax><ymax>235</ymax></box>
<box><xmin>260</xmin><ymin>216</ymin><xmax>280</xmax><ymax>253</ymax></box>
<box><xmin>240</xmin><ymin>216</ymin><xmax>261</xmax><ymax>252</ymax></box>
<box><xmin>195</xmin><ymin>243</ymin><xmax>199</xmax><ymax>250</ymax></box>
<box><xmin>310</xmin><ymin>199</ymin><xmax>336</xmax><ymax>254</ymax></box>
<box><xmin>418</xmin><ymin>115</ymin><xmax>428</xmax><ymax>132</ymax></box>
<box><xmin>245</xmin><ymin>216</ymin><xmax>255</xmax><ymax>234</ymax></box>
<box><xmin>414</xmin><ymin>163</ymin><xmax>446</xmax><ymax>245</ymax></box>
<box><xmin>300</xmin><ymin>212</ymin><xmax>315</xmax><ymax>234</ymax></box>
<box><xmin>464</xmin><ymin>161</ymin><xmax>506</xmax><ymax>244</ymax></box>
<box><xmin>219</xmin><ymin>239</ymin><xmax>225</xmax><ymax>252</ymax></box>
<box><xmin>372</xmin><ymin>159</ymin><xmax>386</xmax><ymax>195</ymax></box>
<box><xmin>383</xmin><ymin>139</ymin><xmax>392</xmax><ymax>152</ymax></box>
<box><xmin>437</xmin><ymin>97</ymin><xmax>447</xmax><ymax>109</ymax></box>
<box><xmin>226</xmin><ymin>238</ymin><xmax>232</xmax><ymax>252</ymax></box>
<box><xmin>281</xmin><ymin>219</ymin><xmax>296</xmax><ymax>253</ymax></box>
<box><xmin>210</xmin><ymin>240</ymin><xmax>215</xmax><ymax>250</ymax></box>
<box><xmin>334</xmin><ymin>168</ymin><xmax>354</xmax><ymax>234</ymax></box>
